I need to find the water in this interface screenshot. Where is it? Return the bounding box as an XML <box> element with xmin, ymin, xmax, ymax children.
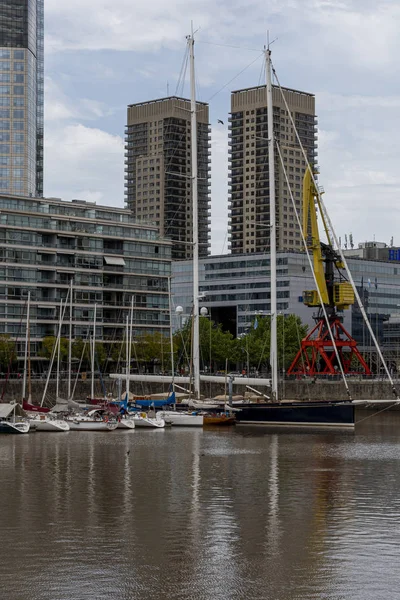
<box><xmin>1</xmin><ymin>414</ymin><xmax>400</xmax><ymax>599</ymax></box>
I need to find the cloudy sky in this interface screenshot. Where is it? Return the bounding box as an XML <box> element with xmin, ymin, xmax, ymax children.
<box><xmin>44</xmin><ymin>0</ymin><xmax>400</xmax><ymax>253</ymax></box>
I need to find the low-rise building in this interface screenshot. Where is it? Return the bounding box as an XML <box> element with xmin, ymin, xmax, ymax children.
<box><xmin>0</xmin><ymin>194</ymin><xmax>172</xmax><ymax>362</ymax></box>
<box><xmin>172</xmin><ymin>252</ymin><xmax>400</xmax><ymax>356</ymax></box>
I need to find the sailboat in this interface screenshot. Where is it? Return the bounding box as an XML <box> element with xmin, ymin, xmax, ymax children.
<box><xmin>0</xmin><ymin>402</ymin><xmax>30</xmax><ymax>434</ymax></box>
<box><xmin>234</xmin><ymin>45</ymin><xmax>397</xmax><ymax>428</ymax></box>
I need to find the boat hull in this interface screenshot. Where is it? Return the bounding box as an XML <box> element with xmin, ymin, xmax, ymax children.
<box><xmin>131</xmin><ymin>415</ymin><xmax>165</xmax><ymax>428</ymax></box>
<box><xmin>203</xmin><ymin>415</ymin><xmax>236</xmax><ymax>426</ymax></box>
<box><xmin>67</xmin><ymin>420</ymin><xmax>118</xmax><ymax>431</ymax></box>
<box><xmin>0</xmin><ymin>420</ymin><xmax>30</xmax><ymax>434</ymax></box>
<box><xmin>117</xmin><ymin>419</ymin><xmax>136</xmax><ymax>430</ymax></box>
<box><xmin>158</xmin><ymin>411</ymin><xmax>204</xmax><ymax>427</ymax></box>
<box><xmin>34</xmin><ymin>419</ymin><xmax>70</xmax><ymax>432</ymax></box>
<box><xmin>235</xmin><ymin>401</ymin><xmax>355</xmax><ymax>429</ymax></box>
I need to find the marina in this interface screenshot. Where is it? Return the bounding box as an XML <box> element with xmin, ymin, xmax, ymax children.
<box><xmin>1</xmin><ymin>414</ymin><xmax>400</xmax><ymax>600</ymax></box>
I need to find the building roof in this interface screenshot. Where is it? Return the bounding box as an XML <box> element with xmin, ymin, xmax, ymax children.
<box><xmin>128</xmin><ymin>95</ymin><xmax>209</xmax><ymax>108</ymax></box>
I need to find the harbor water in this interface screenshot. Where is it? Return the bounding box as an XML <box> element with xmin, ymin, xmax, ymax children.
<box><xmin>1</xmin><ymin>413</ymin><xmax>400</xmax><ymax>599</ymax></box>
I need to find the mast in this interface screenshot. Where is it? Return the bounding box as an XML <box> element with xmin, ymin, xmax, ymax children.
<box><xmin>91</xmin><ymin>303</ymin><xmax>97</xmax><ymax>401</ymax></box>
<box><xmin>266</xmin><ymin>44</ymin><xmax>278</xmax><ymax>402</ymax></box>
<box><xmin>168</xmin><ymin>277</ymin><xmax>175</xmax><ymax>393</ymax></box>
<box><xmin>125</xmin><ymin>313</ymin><xmax>129</xmax><ymax>401</ymax></box>
<box><xmin>67</xmin><ymin>278</ymin><xmax>73</xmax><ymax>400</ymax></box>
<box><xmin>127</xmin><ymin>296</ymin><xmax>134</xmax><ymax>401</ymax></box>
<box><xmin>188</xmin><ymin>25</ymin><xmax>200</xmax><ymax>400</ymax></box>
<box><xmin>56</xmin><ymin>299</ymin><xmax>63</xmax><ymax>401</ymax></box>
<box><xmin>22</xmin><ymin>290</ymin><xmax>30</xmax><ymax>403</ymax></box>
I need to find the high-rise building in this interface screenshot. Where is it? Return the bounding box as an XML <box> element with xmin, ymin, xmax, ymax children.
<box><xmin>228</xmin><ymin>85</ymin><xmax>317</xmax><ymax>254</ymax></box>
<box><xmin>0</xmin><ymin>0</ymin><xmax>44</xmax><ymax>198</ymax></box>
<box><xmin>125</xmin><ymin>96</ymin><xmax>211</xmax><ymax>260</ymax></box>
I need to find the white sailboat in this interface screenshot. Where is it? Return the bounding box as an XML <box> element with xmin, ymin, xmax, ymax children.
<box><xmin>0</xmin><ymin>403</ymin><xmax>30</xmax><ymax>434</ymax></box>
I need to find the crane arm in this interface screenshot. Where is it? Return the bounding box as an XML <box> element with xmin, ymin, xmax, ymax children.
<box><xmin>302</xmin><ymin>168</ymin><xmax>329</xmax><ymax>305</ymax></box>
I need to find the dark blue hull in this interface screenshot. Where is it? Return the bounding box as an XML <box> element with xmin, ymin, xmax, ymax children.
<box><xmin>235</xmin><ymin>401</ymin><xmax>355</xmax><ymax>428</ymax></box>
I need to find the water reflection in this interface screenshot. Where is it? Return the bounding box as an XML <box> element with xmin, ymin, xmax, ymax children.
<box><xmin>1</xmin><ymin>417</ymin><xmax>400</xmax><ymax>598</ymax></box>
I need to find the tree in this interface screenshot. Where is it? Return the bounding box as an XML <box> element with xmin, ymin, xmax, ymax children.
<box><xmin>133</xmin><ymin>331</ymin><xmax>173</xmax><ymax>372</ymax></box>
<box><xmin>174</xmin><ymin>316</ymin><xmax>237</xmax><ymax>372</ymax></box>
<box><xmin>72</xmin><ymin>338</ymin><xmax>106</xmax><ymax>369</ymax></box>
<box><xmin>39</xmin><ymin>336</ymin><xmax>69</xmax><ymax>362</ymax></box>
<box><xmin>236</xmin><ymin>314</ymin><xmax>308</xmax><ymax>372</ymax></box>
<box><xmin>0</xmin><ymin>335</ymin><xmax>16</xmax><ymax>370</ymax></box>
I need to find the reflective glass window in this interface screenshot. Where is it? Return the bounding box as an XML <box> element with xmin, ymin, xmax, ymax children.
<box><xmin>13</xmin><ymin>51</ymin><xmax>24</xmax><ymax>60</ymax></box>
<box><xmin>0</xmin><ymin>157</ymin><xmax>9</xmax><ymax>166</ymax></box>
<box><xmin>0</xmin><ymin>98</ymin><xmax>10</xmax><ymax>107</ymax></box>
<box><xmin>12</xmin><ymin>156</ymin><xmax>23</xmax><ymax>166</ymax></box>
<box><xmin>13</xmin><ymin>98</ymin><xmax>23</xmax><ymax>107</ymax></box>
<box><xmin>13</xmin><ymin>109</ymin><xmax>23</xmax><ymax>118</ymax></box>
<box><xmin>13</xmin><ymin>168</ymin><xmax>23</xmax><ymax>178</ymax></box>
<box><xmin>0</xmin><ymin>180</ymin><xmax>9</xmax><ymax>189</ymax></box>
<box><xmin>0</xmin><ymin>74</ymin><xmax>10</xmax><ymax>83</ymax></box>
<box><xmin>13</xmin><ymin>133</ymin><xmax>24</xmax><ymax>142</ymax></box>
<box><xmin>13</xmin><ymin>74</ymin><xmax>24</xmax><ymax>83</ymax></box>
<box><xmin>0</xmin><ymin>168</ymin><xmax>9</xmax><ymax>177</ymax></box>
<box><xmin>0</xmin><ymin>110</ymin><xmax>9</xmax><ymax>119</ymax></box>
<box><xmin>0</xmin><ymin>51</ymin><xmax>10</xmax><ymax>59</ymax></box>
<box><xmin>13</xmin><ymin>86</ymin><xmax>24</xmax><ymax>95</ymax></box>
<box><xmin>0</xmin><ymin>86</ymin><xmax>10</xmax><ymax>95</ymax></box>
<box><xmin>13</xmin><ymin>121</ymin><xmax>24</xmax><ymax>130</ymax></box>
<box><xmin>0</xmin><ymin>121</ymin><xmax>10</xmax><ymax>130</ymax></box>
<box><xmin>12</xmin><ymin>145</ymin><xmax>23</xmax><ymax>154</ymax></box>
<box><xmin>0</xmin><ymin>133</ymin><xmax>10</xmax><ymax>142</ymax></box>
<box><xmin>13</xmin><ymin>63</ymin><xmax>24</xmax><ymax>72</ymax></box>
<box><xmin>0</xmin><ymin>62</ymin><xmax>10</xmax><ymax>71</ymax></box>
<box><xmin>0</xmin><ymin>145</ymin><xmax>9</xmax><ymax>153</ymax></box>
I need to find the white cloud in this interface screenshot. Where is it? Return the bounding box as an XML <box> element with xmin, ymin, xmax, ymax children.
<box><xmin>45</xmin><ymin>124</ymin><xmax>125</xmax><ymax>206</ymax></box>
<box><xmin>44</xmin><ymin>77</ymin><xmax>109</xmax><ymax>122</ymax></box>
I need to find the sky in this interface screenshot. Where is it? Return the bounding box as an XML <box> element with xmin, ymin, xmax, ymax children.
<box><xmin>44</xmin><ymin>0</ymin><xmax>400</xmax><ymax>254</ymax></box>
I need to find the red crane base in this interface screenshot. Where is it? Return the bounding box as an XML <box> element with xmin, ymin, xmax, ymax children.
<box><xmin>287</xmin><ymin>318</ymin><xmax>372</xmax><ymax>377</ymax></box>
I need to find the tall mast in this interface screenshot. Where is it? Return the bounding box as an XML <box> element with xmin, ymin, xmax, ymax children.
<box><xmin>22</xmin><ymin>290</ymin><xmax>30</xmax><ymax>403</ymax></box>
<box><xmin>67</xmin><ymin>278</ymin><xmax>73</xmax><ymax>400</ymax></box>
<box><xmin>125</xmin><ymin>314</ymin><xmax>129</xmax><ymax>401</ymax></box>
<box><xmin>56</xmin><ymin>299</ymin><xmax>63</xmax><ymax>401</ymax></box>
<box><xmin>127</xmin><ymin>296</ymin><xmax>134</xmax><ymax>400</ymax></box>
<box><xmin>188</xmin><ymin>25</ymin><xmax>200</xmax><ymax>400</ymax></box>
<box><xmin>168</xmin><ymin>277</ymin><xmax>175</xmax><ymax>393</ymax></box>
<box><xmin>91</xmin><ymin>303</ymin><xmax>97</xmax><ymax>401</ymax></box>
<box><xmin>266</xmin><ymin>45</ymin><xmax>278</xmax><ymax>402</ymax></box>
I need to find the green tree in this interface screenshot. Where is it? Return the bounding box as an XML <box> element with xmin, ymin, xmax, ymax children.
<box><xmin>72</xmin><ymin>338</ymin><xmax>106</xmax><ymax>369</ymax></box>
<box><xmin>174</xmin><ymin>316</ymin><xmax>237</xmax><ymax>372</ymax></box>
<box><xmin>0</xmin><ymin>335</ymin><xmax>17</xmax><ymax>370</ymax></box>
<box><xmin>236</xmin><ymin>314</ymin><xmax>308</xmax><ymax>372</ymax></box>
<box><xmin>133</xmin><ymin>331</ymin><xmax>173</xmax><ymax>372</ymax></box>
<box><xmin>39</xmin><ymin>336</ymin><xmax>69</xmax><ymax>362</ymax></box>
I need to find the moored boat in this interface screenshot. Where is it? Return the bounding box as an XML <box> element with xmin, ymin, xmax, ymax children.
<box><xmin>157</xmin><ymin>410</ymin><xmax>203</xmax><ymax>427</ymax></box>
<box><xmin>130</xmin><ymin>412</ymin><xmax>165</xmax><ymax>428</ymax></box>
<box><xmin>203</xmin><ymin>414</ymin><xmax>236</xmax><ymax>426</ymax></box>
<box><xmin>31</xmin><ymin>414</ymin><xmax>70</xmax><ymax>432</ymax></box>
<box><xmin>0</xmin><ymin>403</ymin><xmax>30</xmax><ymax>434</ymax></box>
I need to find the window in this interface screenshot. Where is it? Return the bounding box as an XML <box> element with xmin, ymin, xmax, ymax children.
<box><xmin>0</xmin><ymin>145</ymin><xmax>9</xmax><ymax>153</ymax></box>
<box><xmin>13</xmin><ymin>74</ymin><xmax>23</xmax><ymax>84</ymax></box>
<box><xmin>13</xmin><ymin>169</ymin><xmax>23</xmax><ymax>178</ymax></box>
<box><xmin>12</xmin><ymin>156</ymin><xmax>23</xmax><ymax>166</ymax></box>
<box><xmin>13</xmin><ymin>86</ymin><xmax>24</xmax><ymax>95</ymax></box>
<box><xmin>13</xmin><ymin>51</ymin><xmax>24</xmax><ymax>59</ymax></box>
<box><xmin>0</xmin><ymin>73</ymin><xmax>9</xmax><ymax>82</ymax></box>
<box><xmin>12</xmin><ymin>145</ymin><xmax>23</xmax><ymax>154</ymax></box>
<box><xmin>0</xmin><ymin>98</ymin><xmax>10</xmax><ymax>107</ymax></box>
<box><xmin>0</xmin><ymin>168</ymin><xmax>9</xmax><ymax>177</ymax></box>
<box><xmin>0</xmin><ymin>86</ymin><xmax>10</xmax><ymax>95</ymax></box>
<box><xmin>0</xmin><ymin>180</ymin><xmax>9</xmax><ymax>188</ymax></box>
<box><xmin>13</xmin><ymin>62</ymin><xmax>24</xmax><ymax>71</ymax></box>
<box><xmin>13</xmin><ymin>133</ymin><xmax>24</xmax><ymax>142</ymax></box>
<box><xmin>0</xmin><ymin>157</ymin><xmax>9</xmax><ymax>166</ymax></box>
<box><xmin>0</xmin><ymin>133</ymin><xmax>10</xmax><ymax>142</ymax></box>
<box><xmin>13</xmin><ymin>110</ymin><xmax>23</xmax><ymax>119</ymax></box>
<box><xmin>0</xmin><ymin>109</ymin><xmax>9</xmax><ymax>119</ymax></box>
<box><xmin>13</xmin><ymin>121</ymin><xmax>24</xmax><ymax>130</ymax></box>
<box><xmin>0</xmin><ymin>121</ymin><xmax>9</xmax><ymax>130</ymax></box>
<box><xmin>13</xmin><ymin>98</ymin><xmax>24</xmax><ymax>107</ymax></box>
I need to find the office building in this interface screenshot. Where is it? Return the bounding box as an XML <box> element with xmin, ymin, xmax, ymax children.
<box><xmin>228</xmin><ymin>85</ymin><xmax>317</xmax><ymax>254</ymax></box>
<box><xmin>0</xmin><ymin>194</ymin><xmax>172</xmax><ymax>361</ymax></box>
<box><xmin>125</xmin><ymin>96</ymin><xmax>211</xmax><ymax>260</ymax></box>
<box><xmin>0</xmin><ymin>0</ymin><xmax>44</xmax><ymax>197</ymax></box>
<box><xmin>172</xmin><ymin>252</ymin><xmax>400</xmax><ymax>356</ymax></box>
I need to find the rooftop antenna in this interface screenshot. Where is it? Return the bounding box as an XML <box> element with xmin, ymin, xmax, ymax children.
<box><xmin>349</xmin><ymin>233</ymin><xmax>354</xmax><ymax>249</ymax></box>
<box><xmin>167</xmin><ymin>81</ymin><xmax>169</xmax><ymax>95</ymax></box>
<box><xmin>344</xmin><ymin>234</ymin><xmax>348</xmax><ymax>249</ymax></box>
<box><xmin>390</xmin><ymin>236</ymin><xmax>394</xmax><ymax>247</ymax></box>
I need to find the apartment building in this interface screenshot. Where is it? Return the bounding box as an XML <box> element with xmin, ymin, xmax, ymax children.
<box><xmin>0</xmin><ymin>0</ymin><xmax>44</xmax><ymax>197</ymax></box>
<box><xmin>0</xmin><ymin>194</ymin><xmax>172</xmax><ymax>360</ymax></box>
<box><xmin>125</xmin><ymin>96</ymin><xmax>211</xmax><ymax>260</ymax></box>
<box><xmin>228</xmin><ymin>85</ymin><xmax>317</xmax><ymax>254</ymax></box>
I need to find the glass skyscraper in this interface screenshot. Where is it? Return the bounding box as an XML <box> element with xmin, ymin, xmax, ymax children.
<box><xmin>0</xmin><ymin>1</ymin><xmax>43</xmax><ymax>197</ymax></box>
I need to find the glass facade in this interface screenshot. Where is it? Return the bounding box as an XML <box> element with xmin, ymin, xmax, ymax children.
<box><xmin>0</xmin><ymin>0</ymin><xmax>43</xmax><ymax>197</ymax></box>
<box><xmin>0</xmin><ymin>194</ymin><xmax>172</xmax><ymax>359</ymax></box>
